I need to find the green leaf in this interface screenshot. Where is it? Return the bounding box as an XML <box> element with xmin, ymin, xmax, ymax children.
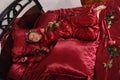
<box><xmin>109</xmin><ymin>59</ymin><xmax>113</xmax><ymax>64</ymax></box>
<box><xmin>53</xmin><ymin>20</ymin><xmax>57</xmax><ymax>24</ymax></box>
<box><xmin>103</xmin><ymin>63</ymin><xmax>107</xmax><ymax>68</ymax></box>
<box><xmin>49</xmin><ymin>23</ymin><xmax>53</xmax><ymax>28</ymax></box>
<box><xmin>108</xmin><ymin>63</ymin><xmax>112</xmax><ymax>68</ymax></box>
<box><xmin>106</xmin><ymin>44</ymin><xmax>118</xmax><ymax>57</ymax></box>
<box><xmin>51</xmin><ymin>26</ymin><xmax>56</xmax><ymax>32</ymax></box>
<box><xmin>110</xmin><ymin>16</ymin><xmax>115</xmax><ymax>19</ymax></box>
<box><xmin>45</xmin><ymin>26</ymin><xmax>49</xmax><ymax>32</ymax></box>
<box><xmin>55</xmin><ymin>23</ymin><xmax>60</xmax><ymax>27</ymax></box>
<box><xmin>113</xmin><ymin>47</ymin><xmax>117</xmax><ymax>52</ymax></box>
<box><xmin>108</xmin><ymin>21</ymin><xmax>112</xmax><ymax>25</ymax></box>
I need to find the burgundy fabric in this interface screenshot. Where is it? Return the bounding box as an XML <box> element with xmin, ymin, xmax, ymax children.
<box><xmin>6</xmin><ymin>0</ymin><xmax>120</xmax><ymax>80</ymax></box>
<box><xmin>8</xmin><ymin>39</ymin><xmax>98</xmax><ymax>80</ymax></box>
<box><xmin>21</xmin><ymin>39</ymin><xmax>98</xmax><ymax>80</ymax></box>
<box><xmin>7</xmin><ymin>5</ymin><xmax>99</xmax><ymax>80</ymax></box>
<box><xmin>35</xmin><ymin>6</ymin><xmax>99</xmax><ymax>41</ymax></box>
<box><xmin>95</xmin><ymin>0</ymin><xmax>120</xmax><ymax>80</ymax></box>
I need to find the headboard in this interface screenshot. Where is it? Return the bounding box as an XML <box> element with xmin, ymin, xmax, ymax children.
<box><xmin>0</xmin><ymin>0</ymin><xmax>44</xmax><ymax>78</ymax></box>
<box><xmin>0</xmin><ymin>0</ymin><xmax>44</xmax><ymax>39</ymax></box>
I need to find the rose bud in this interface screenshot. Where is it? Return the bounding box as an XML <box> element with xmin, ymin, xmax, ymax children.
<box><xmin>108</xmin><ymin>40</ymin><xmax>116</xmax><ymax>45</ymax></box>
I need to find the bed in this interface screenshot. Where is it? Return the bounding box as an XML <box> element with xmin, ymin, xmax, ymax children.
<box><xmin>0</xmin><ymin>0</ymin><xmax>120</xmax><ymax>80</ymax></box>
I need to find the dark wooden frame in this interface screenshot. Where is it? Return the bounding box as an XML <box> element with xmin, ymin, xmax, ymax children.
<box><xmin>0</xmin><ymin>0</ymin><xmax>43</xmax><ymax>39</ymax></box>
<box><xmin>0</xmin><ymin>0</ymin><xmax>44</xmax><ymax>79</ymax></box>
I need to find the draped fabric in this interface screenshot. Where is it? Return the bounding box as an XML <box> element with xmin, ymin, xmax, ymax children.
<box><xmin>7</xmin><ymin>5</ymin><xmax>99</xmax><ymax>80</ymax></box>
<box><xmin>7</xmin><ymin>39</ymin><xmax>98</xmax><ymax>80</ymax></box>
<box><xmin>95</xmin><ymin>0</ymin><xmax>120</xmax><ymax>80</ymax></box>
<box><xmin>35</xmin><ymin>6</ymin><xmax>99</xmax><ymax>41</ymax></box>
<box><xmin>21</xmin><ymin>39</ymin><xmax>98</xmax><ymax>80</ymax></box>
<box><xmin>6</xmin><ymin>0</ymin><xmax>120</xmax><ymax>80</ymax></box>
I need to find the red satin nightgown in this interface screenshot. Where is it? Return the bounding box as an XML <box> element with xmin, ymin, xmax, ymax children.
<box><xmin>7</xmin><ymin>5</ymin><xmax>99</xmax><ymax>80</ymax></box>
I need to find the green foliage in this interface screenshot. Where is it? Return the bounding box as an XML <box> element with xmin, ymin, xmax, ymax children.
<box><xmin>31</xmin><ymin>48</ymin><xmax>48</xmax><ymax>56</ymax></box>
<box><xmin>106</xmin><ymin>44</ymin><xmax>118</xmax><ymax>57</ymax></box>
<box><xmin>103</xmin><ymin>59</ymin><xmax>113</xmax><ymax>68</ymax></box>
<box><xmin>104</xmin><ymin>10</ymin><xmax>115</xmax><ymax>25</ymax></box>
<box><xmin>45</xmin><ymin>20</ymin><xmax>60</xmax><ymax>32</ymax></box>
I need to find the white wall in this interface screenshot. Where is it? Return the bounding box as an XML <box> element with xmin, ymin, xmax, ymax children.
<box><xmin>0</xmin><ymin>0</ymin><xmax>82</xmax><ymax>13</ymax></box>
<box><xmin>39</xmin><ymin>0</ymin><xmax>82</xmax><ymax>11</ymax></box>
<box><xmin>0</xmin><ymin>0</ymin><xmax>14</xmax><ymax>14</ymax></box>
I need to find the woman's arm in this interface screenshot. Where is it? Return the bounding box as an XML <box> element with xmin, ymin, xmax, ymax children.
<box><xmin>72</xmin><ymin>5</ymin><xmax>106</xmax><ymax>41</ymax></box>
<box><xmin>53</xmin><ymin>5</ymin><xmax>94</xmax><ymax>20</ymax></box>
<box><xmin>73</xmin><ymin>25</ymin><xmax>99</xmax><ymax>41</ymax></box>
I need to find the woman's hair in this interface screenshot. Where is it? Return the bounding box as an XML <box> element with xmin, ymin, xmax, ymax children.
<box><xmin>26</xmin><ymin>29</ymin><xmax>41</xmax><ymax>43</ymax></box>
<box><xmin>81</xmin><ymin>0</ymin><xmax>109</xmax><ymax>5</ymax></box>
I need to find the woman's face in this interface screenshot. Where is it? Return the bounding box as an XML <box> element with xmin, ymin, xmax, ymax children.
<box><xmin>28</xmin><ymin>32</ymin><xmax>42</xmax><ymax>42</ymax></box>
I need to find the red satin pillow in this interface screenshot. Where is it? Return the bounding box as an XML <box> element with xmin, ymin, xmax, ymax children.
<box><xmin>17</xmin><ymin>6</ymin><xmax>42</xmax><ymax>29</ymax></box>
<box><xmin>12</xmin><ymin>18</ymin><xmax>40</xmax><ymax>57</ymax></box>
<box><xmin>12</xmin><ymin>19</ymin><xmax>29</xmax><ymax>54</ymax></box>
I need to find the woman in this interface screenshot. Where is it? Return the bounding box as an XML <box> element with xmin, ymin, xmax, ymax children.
<box><xmin>7</xmin><ymin>5</ymin><xmax>106</xmax><ymax>80</ymax></box>
<box><xmin>26</xmin><ymin>5</ymin><xmax>106</xmax><ymax>44</ymax></box>
<box><xmin>18</xmin><ymin>5</ymin><xmax>106</xmax><ymax>63</ymax></box>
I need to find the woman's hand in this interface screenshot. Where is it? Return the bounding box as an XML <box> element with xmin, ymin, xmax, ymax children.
<box><xmin>94</xmin><ymin>5</ymin><xmax>106</xmax><ymax>12</ymax></box>
<box><xmin>20</xmin><ymin>57</ymin><xmax>28</xmax><ymax>63</ymax></box>
<box><xmin>94</xmin><ymin>5</ymin><xmax>106</xmax><ymax>19</ymax></box>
